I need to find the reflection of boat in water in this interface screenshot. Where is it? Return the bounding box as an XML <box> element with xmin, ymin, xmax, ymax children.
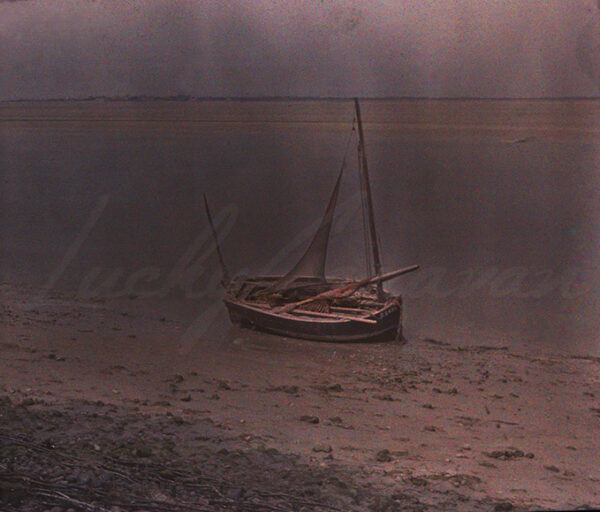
<box><xmin>205</xmin><ymin>99</ymin><xmax>419</xmax><ymax>343</ymax></box>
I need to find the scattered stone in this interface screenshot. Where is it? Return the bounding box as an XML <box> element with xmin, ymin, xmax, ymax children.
<box><xmin>329</xmin><ymin>416</ymin><xmax>343</xmax><ymax>424</ymax></box>
<box><xmin>217</xmin><ymin>380</ymin><xmax>231</xmax><ymax>390</ymax></box>
<box><xmin>171</xmin><ymin>415</ymin><xmax>185</xmax><ymax>425</ymax></box>
<box><xmin>447</xmin><ymin>474</ymin><xmax>482</xmax><ymax>488</ymax></box>
<box><xmin>422</xmin><ymin>403</ymin><xmax>435</xmax><ymax>409</ymax></box>
<box><xmin>373</xmin><ymin>394</ymin><xmax>395</xmax><ymax>401</ymax></box>
<box><xmin>300</xmin><ymin>415</ymin><xmax>320</xmax><ymax>424</ymax></box>
<box><xmin>494</xmin><ymin>502</ymin><xmax>514</xmax><ymax>511</ymax></box>
<box><xmin>479</xmin><ymin>461</ymin><xmax>498</xmax><ymax>468</ymax></box>
<box><xmin>313</xmin><ymin>443</ymin><xmax>332</xmax><ymax>453</ymax></box>
<box><xmin>271</xmin><ymin>385</ymin><xmax>299</xmax><ymax>394</ymax></box>
<box><xmin>544</xmin><ymin>465</ymin><xmax>561</xmax><ymax>473</ymax></box>
<box><xmin>327</xmin><ymin>384</ymin><xmax>343</xmax><ymax>392</ymax></box>
<box><xmin>409</xmin><ymin>476</ymin><xmax>428</xmax><ymax>486</ymax></box>
<box><xmin>180</xmin><ymin>394</ymin><xmax>192</xmax><ymax>402</ymax></box>
<box><xmin>486</xmin><ymin>449</ymin><xmax>526</xmax><ymax>460</ymax></box>
<box><xmin>376</xmin><ymin>449</ymin><xmax>393</xmax><ymax>462</ymax></box>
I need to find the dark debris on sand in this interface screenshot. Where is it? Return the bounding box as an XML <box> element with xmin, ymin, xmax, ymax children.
<box><xmin>0</xmin><ymin>397</ymin><xmax>481</xmax><ymax>512</ymax></box>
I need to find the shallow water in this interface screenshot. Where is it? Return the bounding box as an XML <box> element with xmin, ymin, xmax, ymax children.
<box><xmin>1</xmin><ymin>99</ymin><xmax>598</xmax><ymax>352</ymax></box>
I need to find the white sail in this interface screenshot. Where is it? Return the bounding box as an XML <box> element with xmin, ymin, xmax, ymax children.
<box><xmin>271</xmin><ymin>168</ymin><xmax>343</xmax><ymax>291</ymax></box>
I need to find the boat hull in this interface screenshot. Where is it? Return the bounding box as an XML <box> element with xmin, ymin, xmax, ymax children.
<box><xmin>224</xmin><ymin>298</ymin><xmax>402</xmax><ymax>343</ymax></box>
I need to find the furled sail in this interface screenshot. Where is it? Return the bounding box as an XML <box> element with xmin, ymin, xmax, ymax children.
<box><xmin>271</xmin><ymin>168</ymin><xmax>343</xmax><ymax>291</ymax></box>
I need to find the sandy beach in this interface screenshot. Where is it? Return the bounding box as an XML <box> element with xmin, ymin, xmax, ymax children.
<box><xmin>1</xmin><ymin>283</ymin><xmax>599</xmax><ymax>511</ymax></box>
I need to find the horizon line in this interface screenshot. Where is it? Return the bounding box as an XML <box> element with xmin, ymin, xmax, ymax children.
<box><xmin>2</xmin><ymin>94</ymin><xmax>600</xmax><ymax>103</ymax></box>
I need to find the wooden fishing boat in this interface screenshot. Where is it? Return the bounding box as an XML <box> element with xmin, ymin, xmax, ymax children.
<box><xmin>205</xmin><ymin>99</ymin><xmax>419</xmax><ymax>343</ymax></box>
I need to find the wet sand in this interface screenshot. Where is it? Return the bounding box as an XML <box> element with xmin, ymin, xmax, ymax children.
<box><xmin>1</xmin><ymin>284</ymin><xmax>599</xmax><ymax>511</ymax></box>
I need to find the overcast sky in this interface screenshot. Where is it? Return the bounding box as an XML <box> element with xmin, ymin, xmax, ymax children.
<box><xmin>1</xmin><ymin>0</ymin><xmax>600</xmax><ymax>99</ymax></box>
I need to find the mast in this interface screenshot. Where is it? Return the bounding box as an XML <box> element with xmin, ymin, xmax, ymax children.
<box><xmin>354</xmin><ymin>98</ymin><xmax>384</xmax><ymax>300</ymax></box>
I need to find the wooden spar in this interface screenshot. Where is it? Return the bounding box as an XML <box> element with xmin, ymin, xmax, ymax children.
<box><xmin>232</xmin><ymin>300</ymin><xmax>378</xmax><ymax>324</ymax></box>
<box><xmin>354</xmin><ymin>98</ymin><xmax>384</xmax><ymax>300</ymax></box>
<box><xmin>276</xmin><ymin>264</ymin><xmax>420</xmax><ymax>314</ymax></box>
<box><xmin>291</xmin><ymin>309</ymin><xmax>378</xmax><ymax>324</ymax></box>
<box><xmin>203</xmin><ymin>193</ymin><xmax>231</xmax><ymax>287</ymax></box>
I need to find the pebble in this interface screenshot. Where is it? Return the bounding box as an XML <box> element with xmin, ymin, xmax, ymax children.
<box><xmin>313</xmin><ymin>443</ymin><xmax>332</xmax><ymax>453</ymax></box>
<box><xmin>300</xmin><ymin>415</ymin><xmax>319</xmax><ymax>424</ymax></box>
<box><xmin>486</xmin><ymin>449</ymin><xmax>528</xmax><ymax>460</ymax></box>
<box><xmin>376</xmin><ymin>449</ymin><xmax>393</xmax><ymax>462</ymax></box>
<box><xmin>544</xmin><ymin>465</ymin><xmax>561</xmax><ymax>473</ymax></box>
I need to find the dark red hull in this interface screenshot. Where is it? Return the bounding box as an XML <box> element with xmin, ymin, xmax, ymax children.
<box><xmin>224</xmin><ymin>297</ymin><xmax>402</xmax><ymax>343</ymax></box>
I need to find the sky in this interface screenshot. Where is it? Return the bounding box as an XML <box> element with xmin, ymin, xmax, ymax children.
<box><xmin>1</xmin><ymin>0</ymin><xmax>600</xmax><ymax>99</ymax></box>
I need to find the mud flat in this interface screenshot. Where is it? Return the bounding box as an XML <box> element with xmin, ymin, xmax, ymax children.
<box><xmin>1</xmin><ymin>284</ymin><xmax>599</xmax><ymax>511</ymax></box>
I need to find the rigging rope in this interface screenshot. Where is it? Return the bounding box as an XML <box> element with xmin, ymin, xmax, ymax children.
<box><xmin>338</xmin><ymin>117</ymin><xmax>356</xmax><ymax>174</ymax></box>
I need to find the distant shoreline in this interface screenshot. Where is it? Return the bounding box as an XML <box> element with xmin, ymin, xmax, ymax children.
<box><xmin>2</xmin><ymin>95</ymin><xmax>600</xmax><ymax>104</ymax></box>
